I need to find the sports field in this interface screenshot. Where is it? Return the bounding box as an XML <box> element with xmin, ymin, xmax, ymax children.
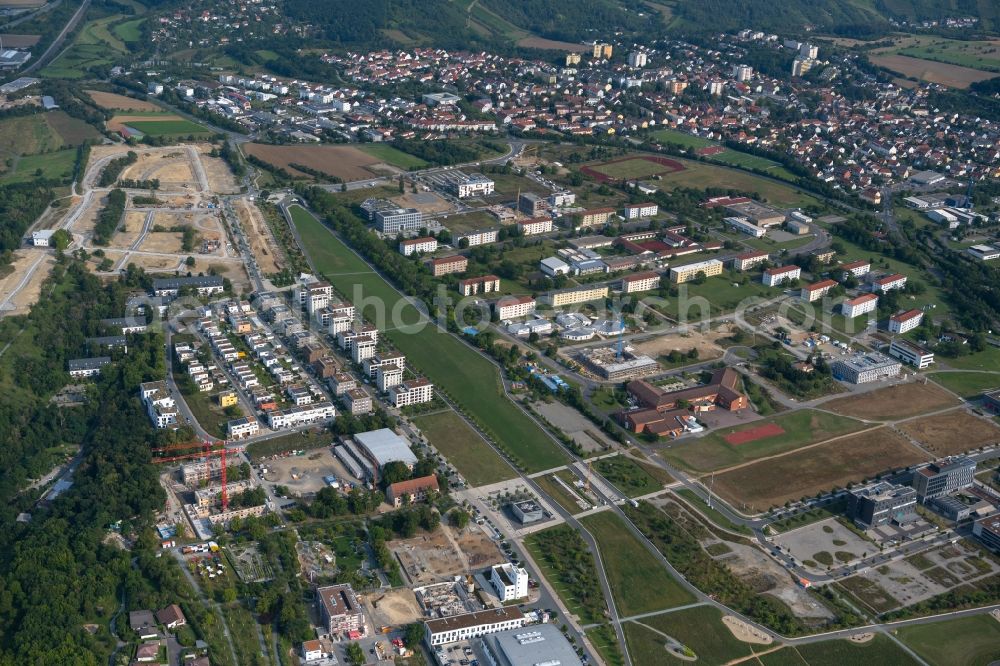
<box><xmin>897</xmin><ymin>613</ymin><xmax>1000</xmax><ymax>666</ymax></box>
<box><xmin>712</xmin><ymin>427</ymin><xmax>930</xmax><ymax>509</ymax></box>
<box><xmin>824</xmin><ymin>382</ymin><xmax>958</xmax><ymax>421</ymax></box>
<box><xmin>582</xmin><ymin>155</ymin><xmax>685</xmax><ymax>182</ymax></box>
<box><xmin>288</xmin><ymin>205</ymin><xmax>569</xmax><ymax>472</ymax></box>
<box><xmin>724</xmin><ymin>422</ymin><xmax>785</xmax><ymax>445</ymax></box>
<box><xmin>411</xmin><ymin>410</ymin><xmax>515</xmax><ymax>486</ymax></box>
<box><xmin>581</xmin><ymin>511</ymin><xmax>694</xmax><ymax>615</ymax></box>
<box><xmin>115</xmin><ymin>117</ymin><xmax>210</xmax><ymax>137</ymax></box>
<box><xmin>660</xmin><ymin>409</ymin><xmax>864</xmax><ymax>474</ymax></box>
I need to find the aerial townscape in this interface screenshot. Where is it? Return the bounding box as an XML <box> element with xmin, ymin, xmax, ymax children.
<box><xmin>5</xmin><ymin>1</ymin><xmax>1000</xmax><ymax>665</ymax></box>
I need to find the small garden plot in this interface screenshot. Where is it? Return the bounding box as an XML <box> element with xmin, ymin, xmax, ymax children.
<box><xmin>228</xmin><ymin>543</ymin><xmax>275</xmax><ymax>583</ymax></box>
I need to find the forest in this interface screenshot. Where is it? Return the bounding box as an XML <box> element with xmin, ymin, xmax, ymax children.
<box><xmin>0</xmin><ymin>183</ymin><xmax>58</xmax><ymax>266</ymax></box>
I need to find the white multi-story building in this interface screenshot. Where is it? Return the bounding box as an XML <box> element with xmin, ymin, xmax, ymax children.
<box><xmin>732</xmin><ymin>64</ymin><xmax>753</xmax><ymax>81</ymax></box>
<box><xmin>733</xmin><ymin>251</ymin><xmax>769</xmax><ymax>271</ymax></box>
<box><xmin>490</xmin><ymin>563</ymin><xmax>529</xmax><ymax>602</ymax></box>
<box><xmin>870</xmin><ymin>273</ymin><xmax>907</xmax><ymax>293</ymax></box>
<box><xmin>424</xmin><ymin>607</ymin><xmax>525</xmax><ymax>647</ymax></box>
<box><xmin>889</xmin><ymin>309</ymin><xmax>924</xmax><ymax>334</ymax></box>
<box><xmin>457</xmin><ymin>229</ymin><xmax>498</xmax><ymax>247</ymax></box>
<box><xmin>620</xmin><ymin>271</ymin><xmax>660</xmax><ymax>293</ymax></box>
<box><xmin>267</xmin><ymin>401</ymin><xmax>336</xmax><ymax>429</ymax></box>
<box><xmin>627</xmin><ymin>51</ymin><xmax>647</xmax><ymax>68</ymax></box>
<box><xmin>377</xmin><ymin>365</ymin><xmax>404</xmax><ymax>392</ymax></box>
<box><xmin>227</xmin><ymin>416</ymin><xmax>260</xmax><ymax>440</ymax></box>
<box><xmin>800</xmin><ymin>279</ymin><xmax>837</xmax><ymax>302</ymax></box>
<box><xmin>839</xmin><ymin>260</ymin><xmax>871</xmax><ymax>279</ymax></box>
<box><xmin>364</xmin><ymin>352</ymin><xmax>405</xmax><ymax>378</ymax></box>
<box><xmin>888</xmin><ymin>338</ymin><xmax>935</xmax><ymax>369</ymax></box>
<box><xmin>516</xmin><ymin>216</ymin><xmax>553</xmax><ymax>236</ymax></box>
<box><xmin>842</xmin><ymin>293</ymin><xmax>878</xmax><ymax>318</ymax></box>
<box><xmin>494</xmin><ymin>296</ymin><xmax>536</xmax><ymax>320</ymax></box>
<box><xmin>399</xmin><ymin>236</ymin><xmax>438</xmax><ymax>256</ymax></box>
<box><xmin>351</xmin><ymin>336</ymin><xmax>377</xmax><ymax>363</ymax></box>
<box><xmin>451</xmin><ymin>173</ymin><xmax>494</xmax><ymax>198</ymax></box>
<box><xmin>389</xmin><ymin>378</ymin><xmax>433</xmax><ymax>407</ymax></box>
<box><xmin>622</xmin><ymin>202</ymin><xmax>657</xmax><ymax>219</ymax></box>
<box><xmin>139</xmin><ymin>380</ymin><xmax>178</xmax><ymax>428</ymax></box>
<box><xmin>761</xmin><ymin>265</ymin><xmax>801</xmax><ymax>286</ymax></box>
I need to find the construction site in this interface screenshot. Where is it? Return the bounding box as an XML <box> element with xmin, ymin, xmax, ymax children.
<box><xmin>388</xmin><ymin>522</ymin><xmax>505</xmax><ymax>587</ymax></box>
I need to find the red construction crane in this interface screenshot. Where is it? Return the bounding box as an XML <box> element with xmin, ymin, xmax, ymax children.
<box><xmin>152</xmin><ymin>440</ymin><xmax>230</xmax><ymax>511</ymax></box>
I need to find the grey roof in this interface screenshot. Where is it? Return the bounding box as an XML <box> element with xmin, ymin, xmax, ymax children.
<box><xmin>353</xmin><ymin>428</ymin><xmax>417</xmax><ymax>467</ymax></box>
<box><xmin>101</xmin><ymin>317</ymin><xmax>146</xmax><ymax>328</ymax></box>
<box><xmin>483</xmin><ymin>623</ymin><xmax>582</xmax><ymax>666</ymax></box>
<box><xmin>152</xmin><ymin>275</ymin><xmax>224</xmax><ymax>290</ymax></box>
<box><xmin>68</xmin><ymin>357</ymin><xmax>111</xmax><ymax>370</ymax></box>
<box><xmin>87</xmin><ymin>336</ymin><xmax>128</xmax><ymax>347</ymax></box>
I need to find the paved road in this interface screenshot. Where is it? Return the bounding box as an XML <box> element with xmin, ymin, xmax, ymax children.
<box><xmin>21</xmin><ymin>0</ymin><xmax>90</xmax><ymax>75</ymax></box>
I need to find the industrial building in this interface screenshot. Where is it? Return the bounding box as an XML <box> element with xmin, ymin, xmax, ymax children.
<box><xmin>352</xmin><ymin>428</ymin><xmax>418</xmax><ymax>471</ymax></box>
<box><xmin>973</xmin><ymin>516</ymin><xmax>1000</xmax><ymax>553</ymax></box>
<box><xmin>847</xmin><ymin>481</ymin><xmax>918</xmax><ymax>529</ymax></box>
<box><xmin>831</xmin><ymin>352</ymin><xmax>901</xmax><ymax>384</ymax></box>
<box><xmin>482</xmin><ymin>624</ymin><xmax>583</xmax><ymax>666</ymax></box>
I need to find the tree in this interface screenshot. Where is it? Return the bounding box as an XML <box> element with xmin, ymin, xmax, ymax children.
<box><xmin>450</xmin><ymin>508</ymin><xmax>470</xmax><ymax>529</ymax></box>
<box><xmin>404</xmin><ymin>622</ymin><xmax>425</xmax><ymax>648</ymax></box>
<box><xmin>50</xmin><ymin>229</ymin><xmax>71</xmax><ymax>251</ymax></box>
<box><xmin>381</xmin><ymin>461</ymin><xmax>411</xmax><ymax>486</ymax></box>
<box><xmin>185</xmin><ymin>256</ymin><xmax>196</xmax><ymax>267</ymax></box>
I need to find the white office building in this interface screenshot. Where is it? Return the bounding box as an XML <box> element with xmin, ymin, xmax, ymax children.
<box><xmin>490</xmin><ymin>563</ymin><xmax>529</xmax><ymax>602</ymax></box>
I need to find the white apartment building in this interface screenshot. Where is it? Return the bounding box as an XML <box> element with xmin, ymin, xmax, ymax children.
<box><xmin>495</xmin><ymin>295</ymin><xmax>536</xmax><ymax>320</ymax></box>
<box><xmin>139</xmin><ymin>380</ymin><xmax>178</xmax><ymax>428</ymax></box>
<box><xmin>889</xmin><ymin>309</ymin><xmax>923</xmax><ymax>334</ymax></box>
<box><xmin>627</xmin><ymin>51</ymin><xmax>647</xmax><ymax>68</ymax></box>
<box><xmin>800</xmin><ymin>279</ymin><xmax>837</xmax><ymax>302</ymax></box>
<box><xmin>490</xmin><ymin>563</ymin><xmax>529</xmax><ymax>602</ymax></box>
<box><xmin>517</xmin><ymin>216</ymin><xmax>553</xmax><ymax>236</ymax></box>
<box><xmin>399</xmin><ymin>236</ymin><xmax>438</xmax><ymax>256</ymax></box>
<box><xmin>763</xmin><ymin>265</ymin><xmax>801</xmax><ymax>286</ymax></box>
<box><xmin>842</xmin><ymin>293</ymin><xmax>878</xmax><ymax>318</ymax></box>
<box><xmin>623</xmin><ymin>202</ymin><xmax>658</xmax><ymax>219</ymax></box>
<box><xmin>457</xmin><ymin>229</ymin><xmax>498</xmax><ymax>247</ymax></box>
<box><xmin>733</xmin><ymin>251</ymin><xmax>769</xmax><ymax>271</ymax></box>
<box><xmin>389</xmin><ymin>378</ymin><xmax>433</xmax><ymax>407</ymax></box>
<box><xmin>227</xmin><ymin>416</ymin><xmax>260</xmax><ymax>440</ymax></box>
<box><xmin>351</xmin><ymin>336</ymin><xmax>377</xmax><ymax>363</ymax></box>
<box><xmin>839</xmin><ymin>260</ymin><xmax>871</xmax><ymax>279</ymax></box>
<box><xmin>364</xmin><ymin>352</ymin><xmax>405</xmax><ymax>378</ymax></box>
<box><xmin>620</xmin><ymin>271</ymin><xmax>660</xmax><ymax>293</ymax></box>
<box><xmin>377</xmin><ymin>365</ymin><xmax>404</xmax><ymax>392</ymax></box>
<box><xmin>870</xmin><ymin>273</ymin><xmax>907</xmax><ymax>293</ymax></box>
<box><xmin>267</xmin><ymin>401</ymin><xmax>336</xmax><ymax>429</ymax></box>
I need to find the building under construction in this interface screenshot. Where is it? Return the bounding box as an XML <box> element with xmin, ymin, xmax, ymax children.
<box><xmin>577</xmin><ymin>345</ymin><xmax>659</xmax><ymax>381</ymax></box>
<box><xmin>182</xmin><ymin>457</ymin><xmax>240</xmax><ymax>487</ymax></box>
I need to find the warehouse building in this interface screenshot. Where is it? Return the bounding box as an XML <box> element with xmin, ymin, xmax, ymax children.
<box><xmin>481</xmin><ymin>624</ymin><xmax>583</xmax><ymax>666</ymax></box>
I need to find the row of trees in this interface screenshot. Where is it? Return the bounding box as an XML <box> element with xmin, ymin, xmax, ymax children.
<box><xmin>93</xmin><ymin>189</ymin><xmax>127</xmax><ymax>245</ymax></box>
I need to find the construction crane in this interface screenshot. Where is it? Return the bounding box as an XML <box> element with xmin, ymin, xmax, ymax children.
<box><xmin>152</xmin><ymin>441</ymin><xmax>230</xmax><ymax>511</ymax></box>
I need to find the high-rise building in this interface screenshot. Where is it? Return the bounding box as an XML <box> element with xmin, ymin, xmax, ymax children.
<box><xmin>627</xmin><ymin>51</ymin><xmax>647</xmax><ymax>68</ymax></box>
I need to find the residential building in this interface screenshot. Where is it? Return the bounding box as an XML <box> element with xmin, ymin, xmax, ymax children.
<box><xmin>424</xmin><ymin>607</ymin><xmax>526</xmax><ymax>647</ymax></box>
<box><xmin>842</xmin><ymin>293</ymin><xmax>878</xmax><ymax>318</ymax></box>
<box><xmin>266</xmin><ymin>401</ymin><xmax>336</xmax><ymax>429</ymax></box>
<box><xmin>623</xmin><ymin>202</ymin><xmax>658</xmax><ymax>219</ymax></box>
<box><xmin>351</xmin><ymin>336</ymin><xmax>376</xmax><ymax>363</ymax></box>
<box><xmin>426</xmin><ymin>255</ymin><xmax>467</xmax><ymax>276</ymax></box>
<box><xmin>870</xmin><ymin>273</ymin><xmax>907</xmax><ymax>293</ymax></box>
<box><xmin>377</xmin><ymin>365</ymin><xmax>404</xmax><ymax>392</ymax></box>
<box><xmin>792</xmin><ymin>55</ymin><xmax>814</xmax><ymax>77</ymax></box>
<box><xmin>482</xmin><ymin>624</ymin><xmax>582</xmax><ymax>666</ymax></box>
<box><xmin>317</xmin><ymin>584</ymin><xmax>365</xmax><ymax>636</ymax></box>
<box><xmin>888</xmin><ymin>338</ymin><xmax>935</xmax><ymax>369</ymax></box>
<box><xmin>343</xmin><ymin>387</ymin><xmax>373</xmax><ymax>415</ymax></box>
<box><xmin>68</xmin><ymin>357</ymin><xmax>111</xmax><ymax>378</ymax></box>
<box><xmin>627</xmin><ymin>51</ymin><xmax>647</xmax><ymax>68</ymax></box>
<box><xmin>385</xmin><ymin>474</ymin><xmax>439</xmax><ymax>507</ymax></box>
<box><xmin>732</xmin><ymin>250</ymin><xmax>769</xmax><ymax>271</ymax></box>
<box><xmin>846</xmin><ymin>481</ymin><xmax>918</xmax><ymax>529</ymax></box>
<box><xmin>889</xmin><ymin>309</ymin><xmax>924</xmax><ymax>334</ymax></box>
<box><xmin>831</xmin><ymin>352</ymin><xmax>901</xmax><ymax>384</ymax></box>
<box><xmin>490</xmin><ymin>563</ymin><xmax>529</xmax><ymax>602</ymax></box>
<box><xmin>620</xmin><ymin>271</ymin><xmax>661</xmax><ymax>293</ymax></box>
<box><xmin>329</xmin><ymin>372</ymin><xmax>356</xmax><ymax>396</ymax></box>
<box><xmin>449</xmin><ymin>173</ymin><xmax>494</xmax><ymax>198</ymax></box>
<box><xmin>579</xmin><ymin>207</ymin><xmax>616</xmax><ymax>227</ymax></box>
<box><xmin>518</xmin><ymin>192</ymin><xmax>545</xmax><ymax>217</ymax></box>
<box><xmin>800</xmin><ymin>279</ymin><xmax>837</xmax><ymax>302</ymax></box>
<box><xmin>227</xmin><ymin>416</ymin><xmax>259</xmax><ymax>440</ymax></box>
<box><xmin>592</xmin><ymin>43</ymin><xmax>613</xmax><ymax>59</ymax></box>
<box><xmin>101</xmin><ymin>317</ymin><xmax>148</xmax><ymax>334</ymax></box>
<box><xmin>151</xmin><ymin>276</ymin><xmax>224</xmax><ymax>297</ymax></box>
<box><xmin>912</xmin><ymin>456</ymin><xmax>976</xmax><ymax>502</ymax></box>
<box><xmin>301</xmin><ymin>639</ymin><xmax>324</xmax><ymax>663</ymax></box>
<box><xmin>516</xmin><ymin>216</ymin><xmax>553</xmax><ymax>236</ymax></box>
<box><xmin>155</xmin><ymin>604</ymin><xmax>186</xmax><ymax>629</ymax></box>
<box><xmin>363</xmin><ymin>352</ymin><xmax>405</xmax><ymax>378</ymax></box>
<box><xmin>140</xmin><ymin>381</ymin><xmax>178</xmax><ymax>428</ymax></box>
<box><xmin>399</xmin><ymin>236</ymin><xmax>438</xmax><ymax>256</ymax></box>
<box><xmin>839</xmin><ymin>260</ymin><xmax>871</xmax><ymax>279</ymax></box>
<box><xmin>457</xmin><ymin>275</ymin><xmax>500</xmax><ymax>296</ymax></box>
<box><xmin>670</xmin><ymin>259</ymin><xmax>723</xmax><ymax>283</ymax></box>
<box><xmin>546</xmin><ymin>285</ymin><xmax>609</xmax><ymax>307</ymax></box>
<box><xmin>219</xmin><ymin>391</ymin><xmax>239</xmax><ymax>408</ymax></box>
<box><xmin>494</xmin><ymin>295</ymin><xmax>536</xmax><ymax>320</ymax></box>
<box><xmin>973</xmin><ymin>516</ymin><xmax>1000</xmax><ymax>553</ymax></box>
<box><xmin>763</xmin><ymin>265</ymin><xmax>801</xmax><ymax>287</ymax></box>
<box><xmin>457</xmin><ymin>229</ymin><xmax>498</xmax><ymax>247</ymax></box>
<box><xmin>136</xmin><ymin>642</ymin><xmax>160</xmax><ymax>662</ymax></box>
<box><xmin>389</xmin><ymin>378</ymin><xmax>434</xmax><ymax>407</ymax></box>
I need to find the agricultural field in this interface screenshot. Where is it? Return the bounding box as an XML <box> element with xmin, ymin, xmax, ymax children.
<box><xmin>873</xmin><ymin>34</ymin><xmax>1000</xmax><ymax>73</ymax></box>
<box><xmin>412</xmin><ymin>410</ymin><xmax>515</xmax><ymax>486</ymax></box>
<box><xmin>593</xmin><ymin>454</ymin><xmax>671</xmax><ymax>498</ymax></box>
<box><xmin>244</xmin><ymin>143</ymin><xmax>386</xmax><ymax>180</ymax></box>
<box><xmin>659</xmin><ymin>409</ymin><xmax>865</xmax><ymax>474</ymax></box>
<box><xmin>288</xmin><ymin>204</ymin><xmax>569</xmax><ymax>472</ymax></box>
<box><xmin>870</xmin><ymin>54</ymin><xmax>996</xmax><ymax>88</ymax></box>
<box><xmin>824</xmin><ymin>382</ymin><xmax>958</xmax><ymax>421</ymax></box>
<box><xmin>897</xmin><ymin>613</ymin><xmax>1000</xmax><ymax>666</ymax></box>
<box><xmin>112</xmin><ymin>18</ymin><xmax>144</xmax><ymax>43</ymax></box>
<box><xmin>41</xmin><ymin>15</ymin><xmax>129</xmax><ymax>78</ymax></box>
<box><xmin>581</xmin><ymin>510</ymin><xmax>694</xmax><ymax>615</ymax></box>
<box><xmin>624</xmin><ymin>605</ymin><xmax>757</xmax><ymax>665</ymax></box>
<box><xmin>85</xmin><ymin>89</ymin><xmax>160</xmax><ymax>112</ymax></box>
<box><xmin>581</xmin><ymin>154</ymin><xmax>685</xmax><ymax>182</ymax></box>
<box><xmin>711</xmin><ymin>427</ymin><xmax>930</xmax><ymax>509</ymax></box>
<box><xmin>898</xmin><ymin>410</ymin><xmax>1000</xmax><ymax>456</ymax></box>
<box><xmin>357</xmin><ymin>143</ymin><xmax>428</xmax><ymax>170</ymax></box>
<box><xmin>0</xmin><ymin>111</ymin><xmax>98</xmax><ymax>159</ymax></box>
<box><xmin>930</xmin><ymin>371</ymin><xmax>1000</xmax><ymax>399</ymax></box>
<box><xmin>0</xmin><ymin>149</ymin><xmax>76</xmax><ymax>184</ymax></box>
<box><xmin>107</xmin><ymin>113</ymin><xmax>210</xmax><ymax>137</ymax></box>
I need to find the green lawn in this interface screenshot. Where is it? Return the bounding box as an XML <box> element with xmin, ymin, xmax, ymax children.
<box><xmin>125</xmin><ymin>119</ymin><xmax>211</xmax><ymax>136</ymax></box>
<box><xmin>533</xmin><ymin>473</ymin><xmax>588</xmax><ymax>514</ymax></box>
<box><xmin>793</xmin><ymin>635</ymin><xmax>920</xmax><ymax>665</ymax></box>
<box><xmin>659</xmin><ymin>409</ymin><xmax>865</xmax><ymax>474</ymax></box>
<box><xmin>627</xmin><ymin>605</ymin><xmax>755</xmax><ymax>664</ymax></box>
<box><xmin>674</xmin><ymin>488</ymin><xmax>753</xmax><ymax>534</ymax></box>
<box><xmin>411</xmin><ymin>410</ymin><xmax>515</xmax><ymax>486</ymax></box>
<box><xmin>244</xmin><ymin>429</ymin><xmax>330</xmax><ymax>460</ymax></box>
<box><xmin>581</xmin><ymin>511</ymin><xmax>694</xmax><ymax>615</ymax></box>
<box><xmin>657</xmin><ymin>157</ymin><xmax>819</xmax><ymax>208</ymax></box>
<box><xmin>651</xmin><ymin>128</ymin><xmax>715</xmax><ymax>149</ymax></box>
<box><xmin>936</xmin><ymin>345</ymin><xmax>1000</xmax><ymax>372</ymax></box>
<box><xmin>357</xmin><ymin>144</ymin><xmax>428</xmax><ymax>169</ymax></box>
<box><xmin>757</xmin><ymin>647</ymin><xmax>810</xmax><ymax>665</ymax></box>
<box><xmin>288</xmin><ymin>204</ymin><xmax>569</xmax><ymax>472</ymax></box>
<box><xmin>929</xmin><ymin>371</ymin><xmax>1000</xmax><ymax>399</ymax></box>
<box><xmin>0</xmin><ymin>149</ymin><xmax>76</xmax><ymax>184</ymax></box>
<box><xmin>897</xmin><ymin>613</ymin><xmax>1000</xmax><ymax>666</ymax></box>
<box><xmin>112</xmin><ymin>18</ymin><xmax>145</xmax><ymax>42</ymax></box>
<box><xmin>593</xmin><ymin>455</ymin><xmax>671</xmax><ymax>498</ymax></box>
<box><xmin>586</xmin><ymin>624</ymin><xmax>624</xmax><ymax>666</ymax></box>
<box><xmin>590</xmin><ymin>157</ymin><xmax>677</xmax><ymax>180</ymax></box>
<box><xmin>656</xmin><ymin>272</ymin><xmax>782</xmax><ymax>319</ymax></box>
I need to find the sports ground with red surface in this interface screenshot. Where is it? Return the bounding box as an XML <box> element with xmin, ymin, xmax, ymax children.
<box><xmin>581</xmin><ymin>155</ymin><xmax>685</xmax><ymax>183</ymax></box>
<box><xmin>724</xmin><ymin>422</ymin><xmax>786</xmax><ymax>445</ymax></box>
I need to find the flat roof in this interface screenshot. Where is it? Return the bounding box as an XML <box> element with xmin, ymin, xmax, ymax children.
<box><xmin>425</xmin><ymin>607</ymin><xmax>524</xmax><ymax>635</ymax></box>
<box><xmin>317</xmin><ymin>584</ymin><xmax>362</xmax><ymax>619</ymax></box>
<box><xmin>483</xmin><ymin>623</ymin><xmax>583</xmax><ymax>666</ymax></box>
<box><xmin>353</xmin><ymin>428</ymin><xmax>417</xmax><ymax>467</ymax></box>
